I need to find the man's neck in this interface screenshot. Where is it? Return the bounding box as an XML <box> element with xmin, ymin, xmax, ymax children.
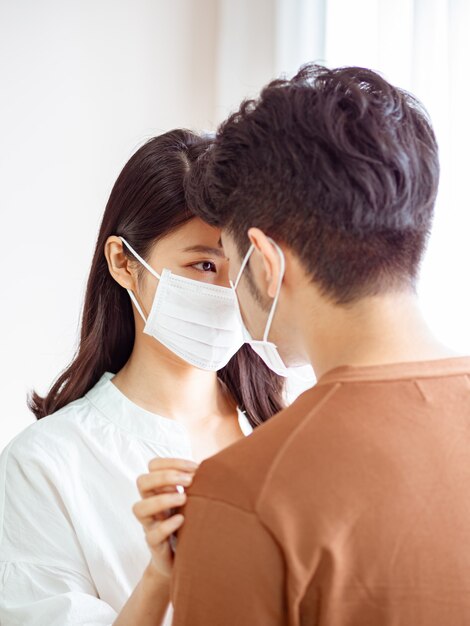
<box><xmin>298</xmin><ymin>290</ymin><xmax>457</xmax><ymax>380</ymax></box>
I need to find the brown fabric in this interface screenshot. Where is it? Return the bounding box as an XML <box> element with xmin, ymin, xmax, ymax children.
<box><xmin>171</xmin><ymin>357</ymin><xmax>470</xmax><ymax>625</ymax></box>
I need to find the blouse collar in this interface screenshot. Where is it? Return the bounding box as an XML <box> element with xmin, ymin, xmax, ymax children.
<box><xmin>85</xmin><ymin>372</ymin><xmax>253</xmax><ymax>446</ymax></box>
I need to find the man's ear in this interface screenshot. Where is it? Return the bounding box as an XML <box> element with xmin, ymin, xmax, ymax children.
<box><xmin>247</xmin><ymin>228</ymin><xmax>282</xmax><ymax>299</ymax></box>
<box><xmin>104</xmin><ymin>236</ymin><xmax>138</xmax><ymax>291</ymax></box>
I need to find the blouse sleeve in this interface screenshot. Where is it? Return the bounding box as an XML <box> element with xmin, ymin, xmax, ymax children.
<box><xmin>0</xmin><ymin>562</ymin><xmax>117</xmax><ymax>625</ymax></box>
<box><xmin>0</xmin><ymin>432</ymin><xmax>117</xmax><ymax>626</ymax></box>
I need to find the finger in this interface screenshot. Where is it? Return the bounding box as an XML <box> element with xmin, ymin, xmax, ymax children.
<box><xmin>148</xmin><ymin>457</ymin><xmax>199</xmax><ymax>472</ymax></box>
<box><xmin>133</xmin><ymin>491</ymin><xmax>186</xmax><ymax>522</ymax></box>
<box><xmin>146</xmin><ymin>514</ymin><xmax>185</xmax><ymax>549</ymax></box>
<box><xmin>137</xmin><ymin>469</ymin><xmax>195</xmax><ymax>496</ymax></box>
<box><xmin>133</xmin><ymin>492</ymin><xmax>187</xmax><ymax>524</ymax></box>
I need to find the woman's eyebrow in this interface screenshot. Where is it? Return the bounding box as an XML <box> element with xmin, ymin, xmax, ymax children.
<box><xmin>182</xmin><ymin>245</ymin><xmax>226</xmax><ymax>258</ymax></box>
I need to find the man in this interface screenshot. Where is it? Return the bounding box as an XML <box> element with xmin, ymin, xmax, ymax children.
<box><xmin>170</xmin><ymin>65</ymin><xmax>470</xmax><ymax>625</ymax></box>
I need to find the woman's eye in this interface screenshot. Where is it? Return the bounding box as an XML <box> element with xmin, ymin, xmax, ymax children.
<box><xmin>193</xmin><ymin>261</ymin><xmax>217</xmax><ymax>273</ymax></box>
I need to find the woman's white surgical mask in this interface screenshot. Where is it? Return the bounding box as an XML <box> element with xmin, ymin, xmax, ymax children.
<box><xmin>231</xmin><ymin>239</ymin><xmax>290</xmax><ymax>377</ymax></box>
<box><xmin>119</xmin><ymin>237</ymin><xmax>244</xmax><ymax>371</ymax></box>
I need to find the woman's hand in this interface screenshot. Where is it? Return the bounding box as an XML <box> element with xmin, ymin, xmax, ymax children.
<box><xmin>133</xmin><ymin>457</ymin><xmax>199</xmax><ymax>580</ymax></box>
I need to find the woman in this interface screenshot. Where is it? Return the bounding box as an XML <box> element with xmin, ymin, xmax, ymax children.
<box><xmin>0</xmin><ymin>129</ymin><xmax>284</xmax><ymax>625</ymax></box>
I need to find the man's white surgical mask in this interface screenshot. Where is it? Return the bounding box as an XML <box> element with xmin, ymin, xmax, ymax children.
<box><xmin>231</xmin><ymin>239</ymin><xmax>290</xmax><ymax>377</ymax></box>
<box><xmin>119</xmin><ymin>237</ymin><xmax>245</xmax><ymax>371</ymax></box>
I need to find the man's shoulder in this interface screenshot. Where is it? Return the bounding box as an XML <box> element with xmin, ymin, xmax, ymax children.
<box><xmin>188</xmin><ymin>382</ymin><xmax>338</xmax><ymax>512</ymax></box>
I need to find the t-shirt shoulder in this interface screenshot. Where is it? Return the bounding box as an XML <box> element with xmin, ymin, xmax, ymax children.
<box><xmin>186</xmin><ymin>382</ymin><xmax>339</xmax><ymax>513</ymax></box>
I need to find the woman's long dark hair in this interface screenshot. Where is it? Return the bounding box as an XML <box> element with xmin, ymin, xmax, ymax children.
<box><xmin>29</xmin><ymin>129</ymin><xmax>285</xmax><ymax>428</ymax></box>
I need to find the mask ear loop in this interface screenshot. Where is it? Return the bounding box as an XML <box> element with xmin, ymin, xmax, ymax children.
<box><xmin>118</xmin><ymin>236</ymin><xmax>161</xmax><ymax>324</ymax></box>
<box><xmin>232</xmin><ymin>244</ymin><xmax>255</xmax><ymax>290</ymax></box>
<box><xmin>232</xmin><ymin>239</ymin><xmax>286</xmax><ymax>344</ymax></box>
<box><xmin>119</xmin><ymin>236</ymin><xmax>161</xmax><ymax>280</ymax></box>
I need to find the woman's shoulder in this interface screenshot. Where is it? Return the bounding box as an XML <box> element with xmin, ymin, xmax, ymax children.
<box><xmin>1</xmin><ymin>394</ymin><xmax>99</xmax><ymax>469</ymax></box>
<box><xmin>0</xmin><ymin>399</ymin><xmax>97</xmax><ymax>538</ymax></box>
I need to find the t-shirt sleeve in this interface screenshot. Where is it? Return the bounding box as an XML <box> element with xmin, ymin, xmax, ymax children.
<box><xmin>170</xmin><ymin>494</ymin><xmax>286</xmax><ymax>625</ymax></box>
<box><xmin>0</xmin><ymin>435</ymin><xmax>117</xmax><ymax>626</ymax></box>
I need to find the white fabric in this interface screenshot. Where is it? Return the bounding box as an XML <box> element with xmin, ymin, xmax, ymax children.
<box><xmin>0</xmin><ymin>372</ymin><xmax>253</xmax><ymax>625</ymax></box>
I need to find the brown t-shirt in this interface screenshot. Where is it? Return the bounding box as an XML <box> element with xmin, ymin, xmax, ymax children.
<box><xmin>171</xmin><ymin>357</ymin><xmax>470</xmax><ymax>625</ymax></box>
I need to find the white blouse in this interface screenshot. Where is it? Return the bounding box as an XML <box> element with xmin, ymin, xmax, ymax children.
<box><xmin>0</xmin><ymin>372</ymin><xmax>253</xmax><ymax>625</ymax></box>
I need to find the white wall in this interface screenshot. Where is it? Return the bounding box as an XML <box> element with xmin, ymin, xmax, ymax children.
<box><xmin>0</xmin><ymin>0</ymin><xmax>219</xmax><ymax>450</ymax></box>
<box><xmin>319</xmin><ymin>0</ymin><xmax>470</xmax><ymax>354</ymax></box>
<box><xmin>2</xmin><ymin>0</ymin><xmax>468</xmax><ymax>452</ymax></box>
<box><xmin>214</xmin><ymin>0</ymin><xmax>276</xmax><ymax>121</ymax></box>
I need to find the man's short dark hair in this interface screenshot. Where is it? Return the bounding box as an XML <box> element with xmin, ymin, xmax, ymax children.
<box><xmin>186</xmin><ymin>64</ymin><xmax>439</xmax><ymax>304</ymax></box>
